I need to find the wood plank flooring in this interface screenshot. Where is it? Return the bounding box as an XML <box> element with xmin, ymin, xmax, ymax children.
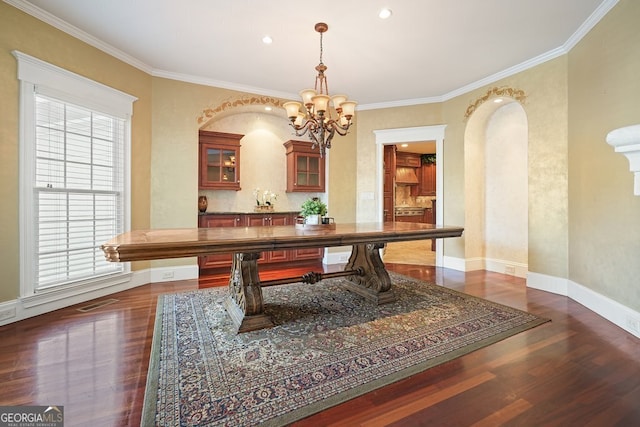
<box><xmin>0</xmin><ymin>262</ymin><xmax>638</xmax><ymax>426</ymax></box>
<box><xmin>383</xmin><ymin>240</ymin><xmax>435</xmax><ymax>266</ymax></box>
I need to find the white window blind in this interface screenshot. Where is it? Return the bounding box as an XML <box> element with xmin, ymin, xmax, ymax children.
<box><xmin>34</xmin><ymin>94</ymin><xmax>125</xmax><ymax>289</ymax></box>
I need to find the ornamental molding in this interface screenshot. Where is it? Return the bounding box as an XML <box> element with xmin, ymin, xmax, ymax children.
<box><xmin>606</xmin><ymin>124</ymin><xmax>640</xmax><ymax>196</ymax></box>
<box><xmin>464</xmin><ymin>86</ymin><xmax>527</xmax><ymax>119</ymax></box>
<box><xmin>197</xmin><ymin>95</ymin><xmax>286</xmax><ymax>125</ymax></box>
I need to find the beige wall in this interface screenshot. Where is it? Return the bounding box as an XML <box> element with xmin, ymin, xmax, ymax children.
<box><xmin>567</xmin><ymin>0</ymin><xmax>640</xmax><ymax>311</ymax></box>
<box><xmin>355</xmin><ymin>104</ymin><xmax>443</xmax><ymax>222</ymax></box>
<box><xmin>0</xmin><ymin>3</ymin><xmax>152</xmax><ymax>303</ymax></box>
<box><xmin>440</xmin><ymin>57</ymin><xmax>570</xmax><ymax>275</ymax></box>
<box><xmin>149</xmin><ymin>77</ymin><xmax>357</xmax><ymax>266</ymax></box>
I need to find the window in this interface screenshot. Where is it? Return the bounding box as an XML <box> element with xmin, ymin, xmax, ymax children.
<box><xmin>35</xmin><ymin>95</ymin><xmax>125</xmax><ymax>288</ymax></box>
<box><xmin>15</xmin><ymin>51</ymin><xmax>136</xmax><ymax>299</ymax></box>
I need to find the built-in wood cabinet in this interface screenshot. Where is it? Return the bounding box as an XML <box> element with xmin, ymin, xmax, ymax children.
<box><xmin>198</xmin><ymin>213</ymin><xmax>243</xmax><ymax>269</ymax></box>
<box><xmin>418</xmin><ymin>163</ymin><xmax>436</xmax><ymax>196</ymax></box>
<box><xmin>383</xmin><ymin>145</ymin><xmax>395</xmax><ymax>222</ymax></box>
<box><xmin>284</xmin><ymin>140</ymin><xmax>325</xmax><ymax>192</ymax></box>
<box><xmin>199</xmin><ymin>130</ymin><xmax>242</xmax><ymax>190</ymax></box>
<box><xmin>198</xmin><ymin>212</ymin><xmax>323</xmax><ymax>271</ymax></box>
<box><xmin>245</xmin><ymin>213</ymin><xmax>291</xmax><ymax>263</ymax></box>
<box><xmin>396</xmin><ymin>152</ymin><xmax>421</xmax><ymax>168</ymax></box>
<box><xmin>423</xmin><ymin>207</ymin><xmax>434</xmax><ymax>224</ymax></box>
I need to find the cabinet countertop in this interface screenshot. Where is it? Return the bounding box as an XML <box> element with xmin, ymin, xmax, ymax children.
<box><xmin>199</xmin><ymin>211</ymin><xmax>301</xmax><ymax>216</ymax></box>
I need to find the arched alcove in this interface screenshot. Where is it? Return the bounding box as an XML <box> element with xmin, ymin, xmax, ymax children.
<box><xmin>464</xmin><ymin>100</ymin><xmax>529</xmax><ymax>277</ymax></box>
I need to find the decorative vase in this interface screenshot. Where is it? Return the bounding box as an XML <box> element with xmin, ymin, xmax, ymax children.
<box><xmin>198</xmin><ymin>196</ymin><xmax>208</xmax><ymax>213</ymax></box>
<box><xmin>305</xmin><ymin>214</ymin><xmax>322</xmax><ymax>225</ymax></box>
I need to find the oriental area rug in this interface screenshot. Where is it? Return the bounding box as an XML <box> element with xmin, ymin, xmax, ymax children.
<box><xmin>142</xmin><ymin>273</ymin><xmax>548</xmax><ymax>426</ymax></box>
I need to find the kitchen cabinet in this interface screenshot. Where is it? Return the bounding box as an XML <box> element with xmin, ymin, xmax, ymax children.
<box><xmin>383</xmin><ymin>145</ymin><xmax>395</xmax><ymax>222</ymax></box>
<box><xmin>396</xmin><ymin>152</ymin><xmax>421</xmax><ymax>168</ymax></box>
<box><xmin>423</xmin><ymin>207</ymin><xmax>434</xmax><ymax>224</ymax></box>
<box><xmin>418</xmin><ymin>163</ymin><xmax>436</xmax><ymax>196</ymax></box>
<box><xmin>198</xmin><ymin>212</ymin><xmax>323</xmax><ymax>272</ymax></box>
<box><xmin>197</xmin><ymin>214</ymin><xmax>243</xmax><ymax>269</ymax></box>
<box><xmin>284</xmin><ymin>140</ymin><xmax>325</xmax><ymax>192</ymax></box>
<box><xmin>199</xmin><ymin>130</ymin><xmax>242</xmax><ymax>190</ymax></box>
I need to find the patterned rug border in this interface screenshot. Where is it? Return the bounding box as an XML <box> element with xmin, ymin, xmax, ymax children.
<box><xmin>142</xmin><ymin>273</ymin><xmax>549</xmax><ymax>426</ymax></box>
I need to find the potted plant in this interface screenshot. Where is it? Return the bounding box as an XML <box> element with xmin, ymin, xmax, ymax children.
<box><xmin>300</xmin><ymin>197</ymin><xmax>327</xmax><ymax>225</ymax></box>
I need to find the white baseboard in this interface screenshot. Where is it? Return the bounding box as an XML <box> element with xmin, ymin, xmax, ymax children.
<box><xmin>441</xmin><ymin>255</ymin><xmax>464</xmax><ymax>271</ymax></box>
<box><xmin>0</xmin><ymin>269</ymin><xmax>150</xmax><ymax>327</ymax></box>
<box><xmin>4</xmin><ymin>259</ymin><xmax>637</xmax><ymax>340</ymax></box>
<box><xmin>528</xmin><ymin>271</ymin><xmax>639</xmax><ymax>338</ymax></box>
<box><xmin>150</xmin><ymin>265</ymin><xmax>199</xmax><ymax>283</ymax></box>
<box><xmin>324</xmin><ymin>249</ymin><xmax>351</xmax><ymax>265</ymax></box>
<box><xmin>527</xmin><ymin>271</ymin><xmax>569</xmax><ymax>295</ymax></box>
<box><xmin>485</xmin><ymin>258</ymin><xmax>528</xmax><ymax>278</ymax></box>
<box><xmin>568</xmin><ymin>279</ymin><xmax>640</xmax><ymax>338</ymax></box>
<box><xmin>442</xmin><ymin>256</ymin><xmax>482</xmax><ymax>272</ymax></box>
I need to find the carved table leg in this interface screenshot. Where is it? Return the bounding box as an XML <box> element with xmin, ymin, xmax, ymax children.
<box><xmin>223</xmin><ymin>252</ymin><xmax>274</xmax><ymax>333</ymax></box>
<box><xmin>343</xmin><ymin>243</ymin><xmax>396</xmax><ymax>304</ymax></box>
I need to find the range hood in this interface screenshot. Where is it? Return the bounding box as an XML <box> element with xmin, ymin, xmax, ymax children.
<box><xmin>396</xmin><ymin>167</ymin><xmax>419</xmax><ymax>184</ymax></box>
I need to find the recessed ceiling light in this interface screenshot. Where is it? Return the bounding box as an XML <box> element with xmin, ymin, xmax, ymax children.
<box><xmin>264</xmin><ymin>106</ymin><xmax>272</xmax><ymax>111</ymax></box>
<box><xmin>400</xmin><ymin>143</ymin><xmax>409</xmax><ymax>148</ymax></box>
<box><xmin>494</xmin><ymin>98</ymin><xmax>503</xmax><ymax>103</ymax></box>
<box><xmin>262</xmin><ymin>35</ymin><xmax>273</xmax><ymax>44</ymax></box>
<box><xmin>379</xmin><ymin>8</ymin><xmax>392</xmax><ymax>19</ymax></box>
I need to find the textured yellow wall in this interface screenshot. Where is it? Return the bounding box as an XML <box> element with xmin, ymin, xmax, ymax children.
<box><xmin>355</xmin><ymin>104</ymin><xmax>443</xmax><ymax>222</ymax></box>
<box><xmin>567</xmin><ymin>0</ymin><xmax>640</xmax><ymax>311</ymax></box>
<box><xmin>0</xmin><ymin>3</ymin><xmax>152</xmax><ymax>302</ymax></box>
<box><xmin>442</xmin><ymin>57</ymin><xmax>570</xmax><ymax>276</ymax></box>
<box><xmin>149</xmin><ymin>77</ymin><xmax>357</xmax><ymax>266</ymax></box>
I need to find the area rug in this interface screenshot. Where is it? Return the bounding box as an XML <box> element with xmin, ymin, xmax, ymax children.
<box><xmin>142</xmin><ymin>273</ymin><xmax>548</xmax><ymax>426</ymax></box>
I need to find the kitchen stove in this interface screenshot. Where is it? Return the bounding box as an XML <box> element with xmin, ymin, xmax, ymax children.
<box><xmin>394</xmin><ymin>207</ymin><xmax>425</xmax><ymax>217</ymax></box>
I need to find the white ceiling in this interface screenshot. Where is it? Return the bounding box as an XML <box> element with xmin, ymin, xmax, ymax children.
<box><xmin>13</xmin><ymin>0</ymin><xmax>614</xmax><ymax>109</ymax></box>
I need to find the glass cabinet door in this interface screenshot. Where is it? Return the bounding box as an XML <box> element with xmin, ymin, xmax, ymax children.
<box><xmin>285</xmin><ymin>140</ymin><xmax>325</xmax><ymax>192</ymax></box>
<box><xmin>206</xmin><ymin>148</ymin><xmax>237</xmax><ymax>183</ymax></box>
<box><xmin>199</xmin><ymin>131</ymin><xmax>242</xmax><ymax>190</ymax></box>
<box><xmin>296</xmin><ymin>155</ymin><xmax>320</xmax><ymax>187</ymax></box>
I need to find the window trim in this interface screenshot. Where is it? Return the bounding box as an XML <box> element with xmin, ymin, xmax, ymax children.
<box><xmin>14</xmin><ymin>50</ymin><xmax>137</xmax><ymax>303</ymax></box>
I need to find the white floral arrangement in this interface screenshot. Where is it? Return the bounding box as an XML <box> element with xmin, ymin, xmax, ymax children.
<box><xmin>253</xmin><ymin>188</ymin><xmax>278</xmax><ymax>206</ymax></box>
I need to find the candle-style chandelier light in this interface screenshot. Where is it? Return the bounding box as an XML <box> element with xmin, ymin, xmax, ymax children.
<box><xmin>283</xmin><ymin>23</ymin><xmax>357</xmax><ymax>157</ymax></box>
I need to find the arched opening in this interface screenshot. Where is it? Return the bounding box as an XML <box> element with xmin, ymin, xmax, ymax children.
<box><xmin>465</xmin><ymin>100</ymin><xmax>528</xmax><ymax>277</ymax></box>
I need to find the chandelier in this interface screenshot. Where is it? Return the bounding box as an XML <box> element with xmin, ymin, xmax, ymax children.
<box><xmin>283</xmin><ymin>23</ymin><xmax>357</xmax><ymax>157</ymax></box>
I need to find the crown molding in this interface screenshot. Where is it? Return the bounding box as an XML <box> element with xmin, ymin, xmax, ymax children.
<box><xmin>151</xmin><ymin>69</ymin><xmax>297</xmax><ymax>102</ymax></box>
<box><xmin>564</xmin><ymin>0</ymin><xmax>619</xmax><ymax>51</ymax></box>
<box><xmin>359</xmin><ymin>0</ymin><xmax>620</xmax><ymax>110</ymax></box>
<box><xmin>4</xmin><ymin>0</ymin><xmax>153</xmax><ymax>74</ymax></box>
<box><xmin>6</xmin><ymin>0</ymin><xmax>619</xmax><ymax>111</ymax></box>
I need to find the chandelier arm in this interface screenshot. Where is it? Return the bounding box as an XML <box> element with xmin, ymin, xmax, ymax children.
<box><xmin>325</xmin><ymin>127</ymin><xmax>336</xmax><ymax>149</ymax></box>
<box><xmin>327</xmin><ymin>120</ymin><xmax>351</xmax><ymax>136</ymax></box>
<box><xmin>290</xmin><ymin>122</ymin><xmax>310</xmax><ymax>137</ymax></box>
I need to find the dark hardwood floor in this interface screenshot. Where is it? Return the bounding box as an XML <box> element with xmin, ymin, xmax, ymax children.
<box><xmin>1</xmin><ymin>262</ymin><xmax>638</xmax><ymax>426</ymax></box>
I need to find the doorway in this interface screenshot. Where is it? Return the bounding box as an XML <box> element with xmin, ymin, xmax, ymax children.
<box><xmin>374</xmin><ymin>125</ymin><xmax>446</xmax><ymax>267</ymax></box>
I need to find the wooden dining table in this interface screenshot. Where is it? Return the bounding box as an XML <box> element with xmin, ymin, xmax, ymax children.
<box><xmin>101</xmin><ymin>222</ymin><xmax>464</xmax><ymax>333</ymax></box>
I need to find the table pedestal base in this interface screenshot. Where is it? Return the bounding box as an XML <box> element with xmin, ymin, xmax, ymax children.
<box><xmin>225</xmin><ymin>243</ymin><xmax>396</xmax><ymax>333</ymax></box>
<box><xmin>344</xmin><ymin>243</ymin><xmax>396</xmax><ymax>304</ymax></box>
<box><xmin>226</xmin><ymin>252</ymin><xmax>274</xmax><ymax>333</ymax></box>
